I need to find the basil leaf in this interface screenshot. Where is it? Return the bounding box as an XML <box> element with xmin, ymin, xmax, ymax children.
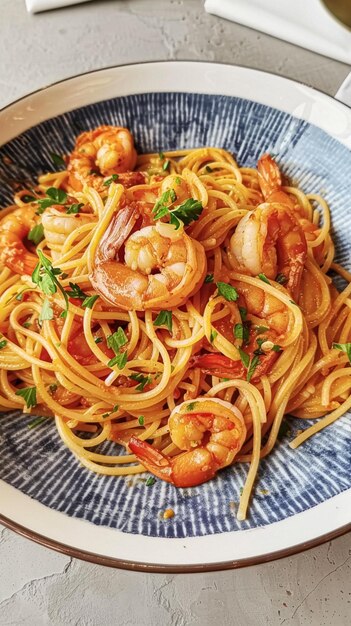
<box><xmin>154</xmin><ymin>310</ymin><xmax>173</xmax><ymax>333</ymax></box>
<box><xmin>15</xmin><ymin>386</ymin><xmax>37</xmax><ymax>409</ymax></box>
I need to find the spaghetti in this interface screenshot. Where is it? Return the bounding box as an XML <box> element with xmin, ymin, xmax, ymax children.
<box><xmin>0</xmin><ymin>124</ymin><xmax>350</xmax><ymax>521</ymax></box>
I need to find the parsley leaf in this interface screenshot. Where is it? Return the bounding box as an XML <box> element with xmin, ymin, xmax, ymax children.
<box><xmin>103</xmin><ymin>174</ymin><xmax>119</xmax><ymax>187</ymax></box>
<box><xmin>0</xmin><ymin>339</ymin><xmax>7</xmax><ymax>350</ymax></box>
<box><xmin>154</xmin><ymin>310</ymin><xmax>173</xmax><ymax>333</ymax></box>
<box><xmin>205</xmin><ymin>165</ymin><xmax>213</xmax><ymax>173</ymax></box>
<box><xmin>66</xmin><ymin>203</ymin><xmax>83</xmax><ymax>214</ymax></box>
<box><xmin>51</xmin><ymin>153</ymin><xmax>66</xmax><ymax>168</ymax></box>
<box><xmin>332</xmin><ymin>342</ymin><xmax>351</xmax><ymax>363</ymax></box>
<box><xmin>238</xmin><ymin>347</ymin><xmax>250</xmax><ymax>368</ymax></box>
<box><xmin>239</xmin><ymin>306</ymin><xmax>247</xmax><ymax>321</ymax></box>
<box><xmin>138</xmin><ymin>415</ymin><xmax>145</xmax><ymax>426</ymax></box>
<box><xmin>186</xmin><ymin>402</ymin><xmax>197</xmax><ymax>411</ymax></box>
<box><xmin>272</xmin><ymin>344</ymin><xmax>282</xmax><ymax>352</ymax></box>
<box><xmin>162</xmin><ymin>159</ymin><xmax>170</xmax><ymax>171</ymax></box>
<box><xmin>32</xmin><ymin>251</ymin><xmax>69</xmax><ymax>316</ymax></box>
<box><xmin>145</xmin><ymin>476</ymin><xmax>156</xmax><ymax>486</ymax></box>
<box><xmin>216</xmin><ymin>282</ymin><xmax>239</xmax><ymax>302</ymax></box>
<box><xmin>107</xmin><ymin>352</ymin><xmax>128</xmax><ymax>369</ymax></box>
<box><xmin>22</xmin><ymin>194</ymin><xmax>36</xmax><ymax>203</ymax></box>
<box><xmin>39</xmin><ymin>298</ymin><xmax>54</xmax><ymax>323</ymax></box>
<box><xmin>28</xmin><ymin>223</ymin><xmax>44</xmax><ymax>245</ymax></box>
<box><xmin>255</xmin><ymin>325</ymin><xmax>269</xmax><ymax>334</ymax></box>
<box><xmin>107</xmin><ymin>328</ymin><xmax>128</xmax><ymax>353</ymax></box>
<box><xmin>275</xmin><ymin>273</ymin><xmax>287</xmax><ymax>285</ymax></box>
<box><xmin>158</xmin><ymin>151</ymin><xmax>165</xmax><ymax>160</ymax></box>
<box><xmin>94</xmin><ymin>337</ymin><xmax>103</xmax><ymax>344</ymax></box>
<box><xmin>107</xmin><ymin>328</ymin><xmax>128</xmax><ymax>370</ymax></box>
<box><xmin>130</xmin><ymin>373</ymin><xmax>151</xmax><ymax>391</ymax></box>
<box><xmin>204</xmin><ymin>273</ymin><xmax>214</xmax><ymax>284</ymax></box>
<box><xmin>37</xmin><ymin>187</ymin><xmax>67</xmax><ymax>214</ymax></box>
<box><xmin>170</xmin><ymin>198</ymin><xmax>203</xmax><ymax>227</ymax></box>
<box><xmin>258</xmin><ymin>273</ymin><xmax>270</xmax><ymax>284</ymax></box>
<box><xmin>82</xmin><ymin>295</ymin><xmax>99</xmax><ymax>309</ymax></box>
<box><xmin>247</xmin><ymin>355</ymin><xmax>260</xmax><ymax>382</ymax></box>
<box><xmin>152</xmin><ymin>190</ymin><xmax>177</xmax><ymax>221</ymax></box>
<box><xmin>65</xmin><ymin>282</ymin><xmax>88</xmax><ymax>300</ymax></box>
<box><xmin>234</xmin><ymin>323</ymin><xmax>249</xmax><ymax>343</ymax></box>
<box><xmin>15</xmin><ymin>386</ymin><xmax>37</xmax><ymax>409</ymax></box>
<box><xmin>210</xmin><ymin>329</ymin><xmax>218</xmax><ymax>343</ymax></box>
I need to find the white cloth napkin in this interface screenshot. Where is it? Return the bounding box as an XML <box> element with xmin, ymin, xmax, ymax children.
<box><xmin>26</xmin><ymin>0</ymin><xmax>92</xmax><ymax>13</ymax></box>
<box><xmin>205</xmin><ymin>0</ymin><xmax>351</xmax><ymax>65</ymax></box>
<box><xmin>335</xmin><ymin>73</ymin><xmax>351</xmax><ymax>107</ymax></box>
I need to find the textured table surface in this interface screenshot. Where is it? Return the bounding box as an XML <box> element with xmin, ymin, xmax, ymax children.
<box><xmin>0</xmin><ymin>1</ymin><xmax>350</xmax><ymax>624</ymax></box>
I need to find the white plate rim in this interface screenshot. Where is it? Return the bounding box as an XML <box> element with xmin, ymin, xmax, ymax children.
<box><xmin>0</xmin><ymin>60</ymin><xmax>350</xmax><ymax>571</ymax></box>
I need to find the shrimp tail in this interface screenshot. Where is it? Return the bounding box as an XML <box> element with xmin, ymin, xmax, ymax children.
<box><xmin>257</xmin><ymin>154</ymin><xmax>283</xmax><ymax>198</ymax></box>
<box><xmin>128</xmin><ymin>436</ymin><xmax>173</xmax><ymax>483</ymax></box>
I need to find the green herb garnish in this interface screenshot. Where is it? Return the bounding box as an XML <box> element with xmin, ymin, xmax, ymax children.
<box><xmin>275</xmin><ymin>273</ymin><xmax>287</xmax><ymax>285</ymax></box>
<box><xmin>66</xmin><ymin>203</ymin><xmax>83</xmax><ymax>214</ymax></box>
<box><xmin>28</xmin><ymin>223</ymin><xmax>44</xmax><ymax>245</ymax></box>
<box><xmin>107</xmin><ymin>352</ymin><xmax>128</xmax><ymax>370</ymax></box>
<box><xmin>107</xmin><ymin>328</ymin><xmax>128</xmax><ymax>369</ymax></box>
<box><xmin>145</xmin><ymin>476</ymin><xmax>156</xmax><ymax>486</ymax></box>
<box><xmin>258</xmin><ymin>273</ymin><xmax>270</xmax><ymax>285</ymax></box>
<box><xmin>28</xmin><ymin>416</ymin><xmax>46</xmax><ymax>429</ymax></box>
<box><xmin>0</xmin><ymin>339</ymin><xmax>7</xmax><ymax>350</ymax></box>
<box><xmin>51</xmin><ymin>153</ymin><xmax>66</xmax><ymax>168</ymax></box>
<box><xmin>204</xmin><ymin>273</ymin><xmax>214</xmax><ymax>284</ymax></box>
<box><xmin>138</xmin><ymin>415</ymin><xmax>145</xmax><ymax>426</ymax></box>
<box><xmin>205</xmin><ymin>165</ymin><xmax>213</xmax><ymax>173</ymax></box>
<box><xmin>130</xmin><ymin>373</ymin><xmax>152</xmax><ymax>392</ymax></box>
<box><xmin>154</xmin><ymin>310</ymin><xmax>173</xmax><ymax>333</ymax></box>
<box><xmin>152</xmin><ymin>193</ymin><xmax>203</xmax><ymax>230</ymax></box>
<box><xmin>162</xmin><ymin>159</ymin><xmax>170</xmax><ymax>171</ymax></box>
<box><xmin>32</xmin><ymin>251</ymin><xmax>68</xmax><ymax>318</ymax></box>
<box><xmin>210</xmin><ymin>329</ymin><xmax>218</xmax><ymax>343</ymax></box>
<box><xmin>247</xmin><ymin>355</ymin><xmax>260</xmax><ymax>382</ymax></box>
<box><xmin>216</xmin><ymin>282</ymin><xmax>239</xmax><ymax>302</ymax></box>
<box><xmin>103</xmin><ymin>174</ymin><xmax>119</xmax><ymax>187</ymax></box>
<box><xmin>82</xmin><ymin>295</ymin><xmax>99</xmax><ymax>309</ymax></box>
<box><xmin>22</xmin><ymin>194</ymin><xmax>36</xmax><ymax>203</ymax></box>
<box><xmin>36</xmin><ymin>187</ymin><xmax>67</xmax><ymax>214</ymax></box>
<box><xmin>332</xmin><ymin>342</ymin><xmax>351</xmax><ymax>363</ymax></box>
<box><xmin>238</xmin><ymin>347</ymin><xmax>250</xmax><ymax>368</ymax></box>
<box><xmin>94</xmin><ymin>337</ymin><xmax>103</xmax><ymax>344</ymax></box>
<box><xmin>234</xmin><ymin>322</ymin><xmax>249</xmax><ymax>343</ymax></box>
<box><xmin>239</xmin><ymin>306</ymin><xmax>247</xmax><ymax>321</ymax></box>
<box><xmin>255</xmin><ymin>325</ymin><xmax>269</xmax><ymax>334</ymax></box>
<box><xmin>186</xmin><ymin>402</ymin><xmax>197</xmax><ymax>411</ymax></box>
<box><xmin>15</xmin><ymin>386</ymin><xmax>37</xmax><ymax>409</ymax></box>
<box><xmin>39</xmin><ymin>298</ymin><xmax>54</xmax><ymax>323</ymax></box>
<box><xmin>65</xmin><ymin>283</ymin><xmax>88</xmax><ymax>300</ymax></box>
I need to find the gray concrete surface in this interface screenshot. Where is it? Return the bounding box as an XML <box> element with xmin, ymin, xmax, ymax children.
<box><xmin>0</xmin><ymin>1</ymin><xmax>350</xmax><ymax>625</ymax></box>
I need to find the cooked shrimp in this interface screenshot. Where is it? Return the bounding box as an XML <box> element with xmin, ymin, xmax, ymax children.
<box><xmin>67</xmin><ymin>125</ymin><xmax>140</xmax><ymax>192</ymax></box>
<box><xmin>90</xmin><ymin>203</ymin><xmax>207</xmax><ymax>310</ymax></box>
<box><xmin>0</xmin><ymin>206</ymin><xmax>38</xmax><ymax>274</ymax></box>
<box><xmin>230</xmin><ymin>203</ymin><xmax>307</xmax><ymax>300</ymax></box>
<box><xmin>42</xmin><ymin>206</ymin><xmax>96</xmax><ymax>260</ymax></box>
<box><xmin>129</xmin><ymin>398</ymin><xmax>246</xmax><ymax>487</ymax></box>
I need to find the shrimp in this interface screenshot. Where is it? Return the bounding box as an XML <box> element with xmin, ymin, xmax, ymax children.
<box><xmin>129</xmin><ymin>398</ymin><xmax>246</xmax><ymax>487</ymax></box>
<box><xmin>0</xmin><ymin>206</ymin><xmax>39</xmax><ymax>274</ymax></box>
<box><xmin>42</xmin><ymin>206</ymin><xmax>96</xmax><ymax>260</ymax></box>
<box><xmin>67</xmin><ymin>125</ymin><xmax>140</xmax><ymax>192</ymax></box>
<box><xmin>230</xmin><ymin>203</ymin><xmax>307</xmax><ymax>301</ymax></box>
<box><xmin>90</xmin><ymin>203</ymin><xmax>207</xmax><ymax>310</ymax></box>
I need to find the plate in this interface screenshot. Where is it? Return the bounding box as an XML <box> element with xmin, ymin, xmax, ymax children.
<box><xmin>0</xmin><ymin>62</ymin><xmax>350</xmax><ymax>572</ymax></box>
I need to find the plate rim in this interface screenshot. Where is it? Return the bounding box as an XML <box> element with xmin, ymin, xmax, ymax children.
<box><xmin>0</xmin><ymin>60</ymin><xmax>350</xmax><ymax>572</ymax></box>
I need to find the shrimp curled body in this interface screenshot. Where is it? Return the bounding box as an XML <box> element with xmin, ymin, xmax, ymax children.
<box><xmin>42</xmin><ymin>206</ymin><xmax>96</xmax><ymax>260</ymax></box>
<box><xmin>91</xmin><ymin>204</ymin><xmax>207</xmax><ymax>311</ymax></box>
<box><xmin>230</xmin><ymin>203</ymin><xmax>307</xmax><ymax>301</ymax></box>
<box><xmin>129</xmin><ymin>398</ymin><xmax>246</xmax><ymax>487</ymax></box>
<box><xmin>67</xmin><ymin>125</ymin><xmax>139</xmax><ymax>192</ymax></box>
<box><xmin>0</xmin><ymin>206</ymin><xmax>39</xmax><ymax>274</ymax></box>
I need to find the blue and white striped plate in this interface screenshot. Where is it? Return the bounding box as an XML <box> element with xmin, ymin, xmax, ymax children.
<box><xmin>0</xmin><ymin>63</ymin><xmax>350</xmax><ymax>570</ymax></box>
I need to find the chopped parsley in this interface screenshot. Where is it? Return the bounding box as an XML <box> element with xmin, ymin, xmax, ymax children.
<box><xmin>0</xmin><ymin>339</ymin><xmax>7</xmax><ymax>350</ymax></box>
<box><xmin>103</xmin><ymin>174</ymin><xmax>119</xmax><ymax>187</ymax></box>
<box><xmin>94</xmin><ymin>337</ymin><xmax>103</xmax><ymax>344</ymax></box>
<box><xmin>145</xmin><ymin>476</ymin><xmax>156</xmax><ymax>487</ymax></box>
<box><xmin>22</xmin><ymin>194</ymin><xmax>36</xmax><ymax>203</ymax></box>
<box><xmin>205</xmin><ymin>165</ymin><xmax>213</xmax><ymax>173</ymax></box>
<box><xmin>102</xmin><ymin>404</ymin><xmax>119</xmax><ymax>418</ymax></box>
<box><xmin>216</xmin><ymin>282</ymin><xmax>239</xmax><ymax>302</ymax></box>
<box><xmin>247</xmin><ymin>355</ymin><xmax>260</xmax><ymax>382</ymax></box>
<box><xmin>275</xmin><ymin>273</ymin><xmax>287</xmax><ymax>285</ymax></box>
<box><xmin>333</xmin><ymin>342</ymin><xmax>351</xmax><ymax>363</ymax></box>
<box><xmin>162</xmin><ymin>159</ymin><xmax>170</xmax><ymax>171</ymax></box>
<box><xmin>130</xmin><ymin>373</ymin><xmax>152</xmax><ymax>392</ymax></box>
<box><xmin>22</xmin><ymin>321</ymin><xmax>31</xmax><ymax>329</ymax></box>
<box><xmin>154</xmin><ymin>310</ymin><xmax>173</xmax><ymax>333</ymax></box>
<box><xmin>272</xmin><ymin>344</ymin><xmax>282</xmax><ymax>352</ymax></box>
<box><xmin>32</xmin><ymin>251</ymin><xmax>69</xmax><ymax>318</ymax></box>
<box><xmin>210</xmin><ymin>329</ymin><xmax>218</xmax><ymax>343</ymax></box>
<box><xmin>65</xmin><ymin>283</ymin><xmax>88</xmax><ymax>300</ymax></box>
<box><xmin>36</xmin><ymin>187</ymin><xmax>67</xmax><ymax>214</ymax></box>
<box><xmin>66</xmin><ymin>203</ymin><xmax>83</xmax><ymax>214</ymax></box>
<box><xmin>234</xmin><ymin>322</ymin><xmax>249</xmax><ymax>343</ymax></box>
<box><xmin>51</xmin><ymin>153</ymin><xmax>66</xmax><ymax>168</ymax></box>
<box><xmin>204</xmin><ymin>273</ymin><xmax>214</xmax><ymax>284</ymax></box>
<box><xmin>107</xmin><ymin>328</ymin><xmax>128</xmax><ymax>369</ymax></box>
<box><xmin>255</xmin><ymin>325</ymin><xmax>269</xmax><ymax>334</ymax></box>
<box><xmin>239</xmin><ymin>306</ymin><xmax>247</xmax><ymax>321</ymax></box>
<box><xmin>48</xmin><ymin>384</ymin><xmax>58</xmax><ymax>394</ymax></box>
<box><xmin>138</xmin><ymin>415</ymin><xmax>145</xmax><ymax>426</ymax></box>
<box><xmin>174</xmin><ymin>176</ymin><xmax>181</xmax><ymax>185</ymax></box>
<box><xmin>39</xmin><ymin>298</ymin><xmax>54</xmax><ymax>323</ymax></box>
<box><xmin>186</xmin><ymin>402</ymin><xmax>197</xmax><ymax>411</ymax></box>
<box><xmin>258</xmin><ymin>273</ymin><xmax>270</xmax><ymax>285</ymax></box>
<box><xmin>158</xmin><ymin>151</ymin><xmax>165</xmax><ymax>160</ymax></box>
<box><xmin>152</xmin><ymin>192</ymin><xmax>203</xmax><ymax>230</ymax></box>
<box><xmin>15</xmin><ymin>386</ymin><xmax>37</xmax><ymax>409</ymax></box>
<box><xmin>238</xmin><ymin>347</ymin><xmax>250</xmax><ymax>368</ymax></box>
<box><xmin>28</xmin><ymin>223</ymin><xmax>44</xmax><ymax>245</ymax></box>
<box><xmin>82</xmin><ymin>295</ymin><xmax>99</xmax><ymax>309</ymax></box>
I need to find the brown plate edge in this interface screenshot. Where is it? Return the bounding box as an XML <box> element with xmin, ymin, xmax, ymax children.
<box><xmin>1</xmin><ymin>512</ymin><xmax>350</xmax><ymax>573</ymax></box>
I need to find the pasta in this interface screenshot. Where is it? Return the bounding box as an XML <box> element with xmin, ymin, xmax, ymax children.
<box><xmin>0</xmin><ymin>124</ymin><xmax>350</xmax><ymax>521</ymax></box>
